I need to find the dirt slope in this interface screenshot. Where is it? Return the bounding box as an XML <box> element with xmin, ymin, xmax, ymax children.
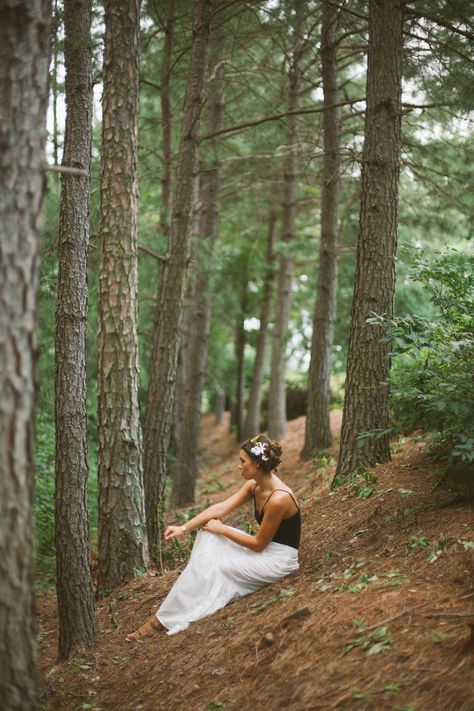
<box><xmin>38</xmin><ymin>414</ymin><xmax>474</xmax><ymax>711</ymax></box>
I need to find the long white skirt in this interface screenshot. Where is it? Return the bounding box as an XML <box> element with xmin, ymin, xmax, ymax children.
<box><xmin>156</xmin><ymin>528</ymin><xmax>299</xmax><ymax>635</ymax></box>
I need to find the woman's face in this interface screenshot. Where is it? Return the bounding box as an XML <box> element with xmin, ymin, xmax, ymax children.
<box><xmin>239</xmin><ymin>449</ymin><xmax>261</xmax><ymax>480</ymax></box>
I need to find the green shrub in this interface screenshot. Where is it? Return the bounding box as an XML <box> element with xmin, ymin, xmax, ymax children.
<box><xmin>370</xmin><ymin>249</ymin><xmax>474</xmax><ymax>466</ymax></box>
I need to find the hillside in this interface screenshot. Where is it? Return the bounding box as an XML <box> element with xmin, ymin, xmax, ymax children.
<box><xmin>38</xmin><ymin>415</ymin><xmax>474</xmax><ymax>711</ymax></box>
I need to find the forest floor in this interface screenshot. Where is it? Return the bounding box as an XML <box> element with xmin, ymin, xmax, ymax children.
<box><xmin>37</xmin><ymin>413</ymin><xmax>474</xmax><ymax>711</ymax></box>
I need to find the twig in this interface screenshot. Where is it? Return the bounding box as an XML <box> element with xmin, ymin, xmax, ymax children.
<box><xmin>45</xmin><ymin>164</ymin><xmax>88</xmax><ymax>177</ymax></box>
<box><xmin>420</xmin><ymin>611</ymin><xmax>474</xmax><ymax>619</ymax></box>
<box><xmin>361</xmin><ymin>602</ymin><xmax>429</xmax><ymax>632</ymax></box>
<box><xmin>136</xmin><ymin>593</ymin><xmax>163</xmax><ymax>611</ymax></box>
<box><xmin>138</xmin><ymin>244</ymin><xmax>167</xmax><ymax>262</ymax></box>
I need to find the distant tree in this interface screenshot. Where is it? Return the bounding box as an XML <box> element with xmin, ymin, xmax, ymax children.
<box><xmin>143</xmin><ymin>0</ymin><xmax>212</xmax><ymax>561</ymax></box>
<box><xmin>267</xmin><ymin>0</ymin><xmax>304</xmax><ymax>439</ymax></box>
<box><xmin>97</xmin><ymin>0</ymin><xmax>149</xmax><ymax>589</ymax></box>
<box><xmin>333</xmin><ymin>0</ymin><xmax>403</xmax><ymax>483</ymax></box>
<box><xmin>172</xmin><ymin>29</ymin><xmax>226</xmax><ymax>506</ymax></box>
<box><xmin>302</xmin><ymin>0</ymin><xmax>341</xmax><ymax>456</ymax></box>
<box><xmin>0</xmin><ymin>0</ymin><xmax>50</xmax><ymax>707</ymax></box>
<box><xmin>231</xmin><ymin>270</ymin><xmax>249</xmax><ymax>440</ymax></box>
<box><xmin>55</xmin><ymin>0</ymin><xmax>98</xmax><ymax>659</ymax></box>
<box><xmin>242</xmin><ymin>212</ymin><xmax>277</xmax><ymax>440</ymax></box>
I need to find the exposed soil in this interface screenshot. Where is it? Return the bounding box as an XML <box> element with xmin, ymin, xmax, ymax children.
<box><xmin>38</xmin><ymin>413</ymin><xmax>474</xmax><ymax>711</ymax></box>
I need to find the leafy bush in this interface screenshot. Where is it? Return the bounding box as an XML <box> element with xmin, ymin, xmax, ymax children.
<box><xmin>370</xmin><ymin>249</ymin><xmax>474</xmax><ymax>466</ymax></box>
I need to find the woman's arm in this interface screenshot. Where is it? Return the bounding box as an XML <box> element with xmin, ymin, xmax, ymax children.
<box><xmin>203</xmin><ymin>492</ymin><xmax>293</xmax><ymax>552</ymax></box>
<box><xmin>164</xmin><ymin>480</ymin><xmax>254</xmax><ymax>541</ymax></box>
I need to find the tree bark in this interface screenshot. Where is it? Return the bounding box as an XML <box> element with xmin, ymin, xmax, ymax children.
<box><xmin>160</xmin><ymin>0</ymin><xmax>175</xmax><ymax>241</ymax></box>
<box><xmin>302</xmin><ymin>1</ymin><xmax>341</xmax><ymax>457</ymax></box>
<box><xmin>333</xmin><ymin>0</ymin><xmax>403</xmax><ymax>484</ymax></box>
<box><xmin>242</xmin><ymin>212</ymin><xmax>277</xmax><ymax>441</ymax></box>
<box><xmin>267</xmin><ymin>0</ymin><xmax>304</xmax><ymax>440</ymax></box>
<box><xmin>143</xmin><ymin>0</ymin><xmax>212</xmax><ymax>562</ymax></box>
<box><xmin>171</xmin><ymin>30</ymin><xmax>226</xmax><ymax>507</ymax></box>
<box><xmin>232</xmin><ymin>278</ymin><xmax>248</xmax><ymax>441</ymax></box>
<box><xmin>0</xmin><ymin>1</ymin><xmax>50</xmax><ymax>707</ymax></box>
<box><xmin>97</xmin><ymin>0</ymin><xmax>149</xmax><ymax>590</ymax></box>
<box><xmin>55</xmin><ymin>0</ymin><xmax>98</xmax><ymax>660</ymax></box>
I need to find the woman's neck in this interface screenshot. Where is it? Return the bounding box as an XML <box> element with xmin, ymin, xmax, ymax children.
<box><xmin>254</xmin><ymin>471</ymin><xmax>278</xmax><ymax>492</ymax></box>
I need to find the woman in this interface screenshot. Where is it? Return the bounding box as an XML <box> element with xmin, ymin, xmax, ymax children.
<box><xmin>126</xmin><ymin>434</ymin><xmax>300</xmax><ymax>639</ymax></box>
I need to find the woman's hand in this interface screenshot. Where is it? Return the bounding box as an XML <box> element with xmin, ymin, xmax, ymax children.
<box><xmin>164</xmin><ymin>525</ymin><xmax>186</xmax><ymax>541</ymax></box>
<box><xmin>203</xmin><ymin>518</ymin><xmax>225</xmax><ymax>535</ymax></box>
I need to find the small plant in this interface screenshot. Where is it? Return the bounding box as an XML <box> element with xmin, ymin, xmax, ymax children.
<box><xmin>346</xmin><ymin>466</ymin><xmax>378</xmax><ymax>499</ymax></box>
<box><xmin>351</xmin><ymin>689</ymin><xmax>372</xmax><ymax>701</ymax></box>
<box><xmin>344</xmin><ymin>623</ymin><xmax>393</xmax><ymax>656</ymax></box>
<box><xmin>72</xmin><ymin>657</ymin><xmax>91</xmax><ymax>671</ymax></box>
<box><xmin>427</xmin><ymin>536</ymin><xmax>449</xmax><ymax>563</ymax></box>
<box><xmin>256</xmin><ymin>587</ymin><xmax>295</xmax><ymax>613</ymax></box>
<box><xmin>406</xmin><ymin>534</ymin><xmax>430</xmax><ymax>550</ymax></box>
<box><xmin>397</xmin><ymin>488</ymin><xmax>414</xmax><ymax>497</ymax></box>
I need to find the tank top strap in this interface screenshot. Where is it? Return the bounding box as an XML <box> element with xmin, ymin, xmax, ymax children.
<box><xmin>261</xmin><ymin>488</ymin><xmax>299</xmax><ymax>515</ymax></box>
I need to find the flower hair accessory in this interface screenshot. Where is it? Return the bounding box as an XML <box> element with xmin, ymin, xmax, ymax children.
<box><xmin>250</xmin><ymin>438</ymin><xmax>269</xmax><ymax>461</ymax></box>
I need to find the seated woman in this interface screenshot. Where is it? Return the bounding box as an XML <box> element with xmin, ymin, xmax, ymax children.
<box><xmin>127</xmin><ymin>434</ymin><xmax>301</xmax><ymax>639</ymax></box>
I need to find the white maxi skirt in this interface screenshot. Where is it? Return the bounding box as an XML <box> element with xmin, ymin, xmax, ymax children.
<box><xmin>156</xmin><ymin>528</ymin><xmax>299</xmax><ymax>635</ymax></box>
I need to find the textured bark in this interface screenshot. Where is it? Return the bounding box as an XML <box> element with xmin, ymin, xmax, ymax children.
<box><xmin>232</xmin><ymin>279</ymin><xmax>248</xmax><ymax>440</ymax></box>
<box><xmin>267</xmin><ymin>0</ymin><xmax>304</xmax><ymax>440</ymax></box>
<box><xmin>55</xmin><ymin>0</ymin><xmax>98</xmax><ymax>660</ymax></box>
<box><xmin>171</xmin><ymin>34</ymin><xmax>225</xmax><ymax>507</ymax></box>
<box><xmin>0</xmin><ymin>1</ymin><xmax>50</xmax><ymax>708</ymax></box>
<box><xmin>334</xmin><ymin>0</ymin><xmax>403</xmax><ymax>484</ymax></box>
<box><xmin>302</xmin><ymin>1</ymin><xmax>341</xmax><ymax>457</ymax></box>
<box><xmin>242</xmin><ymin>213</ymin><xmax>277</xmax><ymax>441</ymax></box>
<box><xmin>214</xmin><ymin>388</ymin><xmax>226</xmax><ymax>424</ymax></box>
<box><xmin>160</xmin><ymin>0</ymin><xmax>175</xmax><ymax>240</ymax></box>
<box><xmin>172</xmin><ymin>168</ymin><xmax>200</xmax><ymax>451</ymax></box>
<box><xmin>143</xmin><ymin>0</ymin><xmax>212</xmax><ymax>562</ymax></box>
<box><xmin>97</xmin><ymin>0</ymin><xmax>149</xmax><ymax>590</ymax></box>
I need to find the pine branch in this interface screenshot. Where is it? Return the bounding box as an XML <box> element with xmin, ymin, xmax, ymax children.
<box><xmin>202</xmin><ymin>98</ymin><xmax>365</xmax><ymax>140</ymax></box>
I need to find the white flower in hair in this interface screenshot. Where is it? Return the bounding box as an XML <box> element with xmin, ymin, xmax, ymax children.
<box><xmin>250</xmin><ymin>442</ymin><xmax>269</xmax><ymax>460</ymax></box>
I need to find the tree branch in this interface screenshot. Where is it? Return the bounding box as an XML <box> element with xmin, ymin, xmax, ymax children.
<box><xmin>138</xmin><ymin>244</ymin><xmax>167</xmax><ymax>262</ymax></box>
<box><xmin>45</xmin><ymin>164</ymin><xmax>88</xmax><ymax>177</ymax></box>
<box><xmin>201</xmin><ymin>98</ymin><xmax>365</xmax><ymax>141</ymax></box>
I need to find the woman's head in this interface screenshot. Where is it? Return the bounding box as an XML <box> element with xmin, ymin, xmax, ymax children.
<box><xmin>241</xmin><ymin>434</ymin><xmax>282</xmax><ymax>473</ymax></box>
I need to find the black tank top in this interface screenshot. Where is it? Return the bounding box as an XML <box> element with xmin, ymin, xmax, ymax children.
<box><xmin>253</xmin><ymin>487</ymin><xmax>301</xmax><ymax>550</ymax></box>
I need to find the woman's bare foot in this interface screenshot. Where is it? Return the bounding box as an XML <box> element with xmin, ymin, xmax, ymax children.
<box><xmin>126</xmin><ymin>615</ymin><xmax>162</xmax><ymax>642</ymax></box>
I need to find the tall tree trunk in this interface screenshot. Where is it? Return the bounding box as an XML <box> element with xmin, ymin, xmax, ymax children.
<box><xmin>172</xmin><ymin>168</ymin><xmax>200</xmax><ymax>451</ymax></box>
<box><xmin>242</xmin><ymin>212</ymin><xmax>277</xmax><ymax>440</ymax></box>
<box><xmin>55</xmin><ymin>0</ymin><xmax>98</xmax><ymax>661</ymax></box>
<box><xmin>0</xmin><ymin>1</ymin><xmax>50</xmax><ymax>707</ymax></box>
<box><xmin>160</xmin><ymin>0</ymin><xmax>175</xmax><ymax>242</ymax></box>
<box><xmin>143</xmin><ymin>0</ymin><xmax>212</xmax><ymax>562</ymax></box>
<box><xmin>302</xmin><ymin>1</ymin><xmax>341</xmax><ymax>457</ymax></box>
<box><xmin>171</xmin><ymin>31</ymin><xmax>226</xmax><ymax>507</ymax></box>
<box><xmin>97</xmin><ymin>0</ymin><xmax>149</xmax><ymax>590</ymax></box>
<box><xmin>267</xmin><ymin>1</ymin><xmax>303</xmax><ymax>440</ymax></box>
<box><xmin>333</xmin><ymin>0</ymin><xmax>403</xmax><ymax>484</ymax></box>
<box><xmin>52</xmin><ymin>0</ymin><xmax>61</xmax><ymax>167</ymax></box>
<box><xmin>232</xmin><ymin>278</ymin><xmax>248</xmax><ymax>441</ymax></box>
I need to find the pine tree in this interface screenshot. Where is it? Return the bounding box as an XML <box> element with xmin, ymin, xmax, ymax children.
<box><xmin>97</xmin><ymin>0</ymin><xmax>149</xmax><ymax>589</ymax></box>
<box><xmin>334</xmin><ymin>0</ymin><xmax>403</xmax><ymax>483</ymax></box>
<box><xmin>55</xmin><ymin>0</ymin><xmax>98</xmax><ymax>659</ymax></box>
<box><xmin>143</xmin><ymin>0</ymin><xmax>213</xmax><ymax>561</ymax></box>
<box><xmin>0</xmin><ymin>0</ymin><xmax>50</xmax><ymax>706</ymax></box>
